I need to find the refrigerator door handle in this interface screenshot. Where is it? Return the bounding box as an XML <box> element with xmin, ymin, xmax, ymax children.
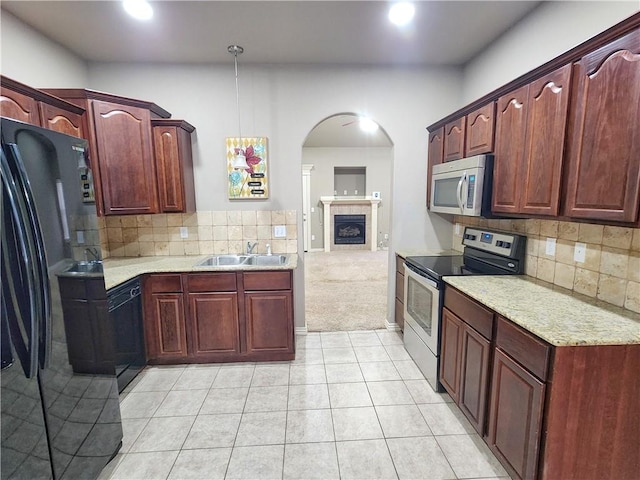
<box><xmin>6</xmin><ymin>144</ymin><xmax>52</xmax><ymax>369</ymax></box>
<box><xmin>1</xmin><ymin>148</ymin><xmax>38</xmax><ymax>377</ymax></box>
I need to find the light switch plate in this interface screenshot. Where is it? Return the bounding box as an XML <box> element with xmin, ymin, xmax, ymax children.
<box><xmin>180</xmin><ymin>227</ymin><xmax>188</xmax><ymax>239</ymax></box>
<box><xmin>274</xmin><ymin>225</ymin><xmax>287</xmax><ymax>238</ymax></box>
<box><xmin>574</xmin><ymin>242</ymin><xmax>587</xmax><ymax>263</ymax></box>
<box><xmin>455</xmin><ymin>223</ymin><xmax>461</xmax><ymax>235</ymax></box>
<box><xmin>545</xmin><ymin>238</ymin><xmax>556</xmax><ymax>256</ymax></box>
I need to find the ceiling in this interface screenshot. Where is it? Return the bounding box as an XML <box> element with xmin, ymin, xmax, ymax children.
<box><xmin>2</xmin><ymin>0</ymin><xmax>542</xmax><ymax>147</ymax></box>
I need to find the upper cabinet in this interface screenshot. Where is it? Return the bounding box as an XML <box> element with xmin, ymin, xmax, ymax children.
<box><xmin>1</xmin><ymin>76</ymin><xmax>86</xmax><ymax>137</ymax></box>
<box><xmin>43</xmin><ymin>88</ymin><xmax>196</xmax><ymax>216</ymax></box>
<box><xmin>443</xmin><ymin>117</ymin><xmax>466</xmax><ymax>162</ymax></box>
<box><xmin>563</xmin><ymin>27</ymin><xmax>640</xmax><ymax>223</ymax></box>
<box><xmin>152</xmin><ymin>119</ymin><xmax>196</xmax><ymax>213</ymax></box>
<box><xmin>426</xmin><ymin>127</ymin><xmax>444</xmax><ymax>207</ymax></box>
<box><xmin>465</xmin><ymin>103</ymin><xmax>496</xmax><ymax>157</ymax></box>
<box><xmin>493</xmin><ymin>64</ymin><xmax>572</xmax><ymax>216</ymax></box>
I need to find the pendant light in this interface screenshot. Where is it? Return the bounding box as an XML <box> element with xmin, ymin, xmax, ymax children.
<box><xmin>228</xmin><ymin>44</ymin><xmax>250</xmax><ymax>170</ymax></box>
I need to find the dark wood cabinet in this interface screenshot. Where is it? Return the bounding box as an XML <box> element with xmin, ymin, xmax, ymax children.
<box><xmin>439</xmin><ymin>308</ymin><xmax>463</xmax><ymax>403</ymax></box>
<box><xmin>39</xmin><ymin>102</ymin><xmax>85</xmax><ymax>138</ymax></box>
<box><xmin>143</xmin><ymin>274</ymin><xmax>188</xmax><ymax>361</ymax></box>
<box><xmin>143</xmin><ymin>270</ymin><xmax>294</xmax><ymax>364</ymax></box>
<box><xmin>0</xmin><ymin>86</ymin><xmax>39</xmax><ymax>124</ymax></box>
<box><xmin>443</xmin><ymin>117</ymin><xmax>466</xmax><ymax>162</ymax></box>
<box><xmin>152</xmin><ymin>119</ymin><xmax>196</xmax><ymax>213</ymax></box>
<box><xmin>441</xmin><ymin>287</ymin><xmax>494</xmax><ymax>434</ymax></box>
<box><xmin>58</xmin><ymin>276</ymin><xmax>114</xmax><ymax>375</ymax></box>
<box><xmin>493</xmin><ymin>64</ymin><xmax>571</xmax><ymax>216</ymax></box>
<box><xmin>488</xmin><ymin>347</ymin><xmax>545</xmax><ymax>480</ymax></box>
<box><xmin>465</xmin><ymin>103</ymin><xmax>495</xmax><ymax>156</ymax></box>
<box><xmin>92</xmin><ymin>100</ymin><xmax>159</xmax><ymax>215</ymax></box>
<box><xmin>42</xmin><ymin>88</ymin><xmax>196</xmax><ymax>217</ymax></box>
<box><xmin>564</xmin><ymin>27</ymin><xmax>640</xmax><ymax>223</ymax></box>
<box><xmin>426</xmin><ymin>127</ymin><xmax>444</xmax><ymax>208</ymax></box>
<box><xmin>394</xmin><ymin>255</ymin><xmax>405</xmax><ymax>331</ymax></box>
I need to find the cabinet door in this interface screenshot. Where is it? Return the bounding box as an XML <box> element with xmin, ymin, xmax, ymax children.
<box><xmin>245</xmin><ymin>291</ymin><xmax>293</xmax><ymax>355</ymax></box>
<box><xmin>427</xmin><ymin>127</ymin><xmax>444</xmax><ymax>207</ymax></box>
<box><xmin>492</xmin><ymin>85</ymin><xmax>528</xmax><ymax>214</ymax></box>
<box><xmin>145</xmin><ymin>293</ymin><xmax>188</xmax><ymax>361</ymax></box>
<box><xmin>459</xmin><ymin>325</ymin><xmax>491</xmax><ymax>435</ymax></box>
<box><xmin>153</xmin><ymin>125</ymin><xmax>190</xmax><ymax>213</ymax></box>
<box><xmin>520</xmin><ymin>64</ymin><xmax>572</xmax><ymax>216</ymax></box>
<box><xmin>188</xmin><ymin>292</ymin><xmax>240</xmax><ymax>358</ymax></box>
<box><xmin>0</xmin><ymin>88</ymin><xmax>39</xmax><ymax>125</ymax></box>
<box><xmin>466</xmin><ymin>103</ymin><xmax>495</xmax><ymax>156</ymax></box>
<box><xmin>439</xmin><ymin>308</ymin><xmax>463</xmax><ymax>403</ymax></box>
<box><xmin>488</xmin><ymin>348</ymin><xmax>545</xmax><ymax>480</ymax></box>
<box><xmin>564</xmin><ymin>28</ymin><xmax>640</xmax><ymax>223</ymax></box>
<box><xmin>443</xmin><ymin>118</ymin><xmax>466</xmax><ymax>162</ymax></box>
<box><xmin>92</xmin><ymin>100</ymin><xmax>159</xmax><ymax>215</ymax></box>
<box><xmin>39</xmin><ymin>103</ymin><xmax>85</xmax><ymax>139</ymax></box>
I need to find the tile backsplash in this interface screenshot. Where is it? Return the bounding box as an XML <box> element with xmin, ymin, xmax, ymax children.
<box><xmin>98</xmin><ymin>210</ymin><xmax>298</xmax><ymax>259</ymax></box>
<box><xmin>453</xmin><ymin>217</ymin><xmax>640</xmax><ymax>314</ymax></box>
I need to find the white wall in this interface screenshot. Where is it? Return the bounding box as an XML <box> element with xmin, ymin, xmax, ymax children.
<box><xmin>86</xmin><ymin>63</ymin><xmax>462</xmax><ymax>327</ymax></box>
<box><xmin>0</xmin><ymin>11</ymin><xmax>88</xmax><ymax>87</ymax></box>
<box><xmin>462</xmin><ymin>1</ymin><xmax>639</xmax><ymax>103</ymax></box>
<box><xmin>302</xmin><ymin>147</ymin><xmax>393</xmax><ymax>250</ymax></box>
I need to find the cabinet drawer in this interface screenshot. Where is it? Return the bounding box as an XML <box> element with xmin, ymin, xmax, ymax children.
<box><xmin>496</xmin><ymin>316</ymin><xmax>550</xmax><ymax>381</ymax></box>
<box><xmin>444</xmin><ymin>287</ymin><xmax>494</xmax><ymax>340</ymax></box>
<box><xmin>59</xmin><ymin>277</ymin><xmax>88</xmax><ymax>299</ymax></box>
<box><xmin>396</xmin><ymin>255</ymin><xmax>405</xmax><ymax>273</ymax></box>
<box><xmin>146</xmin><ymin>274</ymin><xmax>183</xmax><ymax>293</ymax></box>
<box><xmin>243</xmin><ymin>271</ymin><xmax>292</xmax><ymax>291</ymax></box>
<box><xmin>186</xmin><ymin>273</ymin><xmax>237</xmax><ymax>292</ymax></box>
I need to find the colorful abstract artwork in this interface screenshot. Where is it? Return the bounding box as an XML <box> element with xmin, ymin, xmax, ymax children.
<box><xmin>226</xmin><ymin>137</ymin><xmax>269</xmax><ymax>199</ymax></box>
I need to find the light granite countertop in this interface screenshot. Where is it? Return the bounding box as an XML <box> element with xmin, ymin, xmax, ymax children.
<box><xmin>395</xmin><ymin>249</ymin><xmax>460</xmax><ymax>259</ymax></box>
<box><xmin>102</xmin><ymin>254</ymin><xmax>298</xmax><ymax>290</ymax></box>
<box><xmin>444</xmin><ymin>275</ymin><xmax>640</xmax><ymax>347</ymax></box>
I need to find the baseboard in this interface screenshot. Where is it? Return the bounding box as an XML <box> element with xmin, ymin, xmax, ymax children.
<box><xmin>385</xmin><ymin>320</ymin><xmax>401</xmax><ymax>332</ymax></box>
<box><xmin>295</xmin><ymin>326</ymin><xmax>308</xmax><ymax>335</ymax></box>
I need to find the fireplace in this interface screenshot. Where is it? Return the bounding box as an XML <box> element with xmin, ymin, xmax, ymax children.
<box><xmin>334</xmin><ymin>214</ymin><xmax>366</xmax><ymax>245</ymax></box>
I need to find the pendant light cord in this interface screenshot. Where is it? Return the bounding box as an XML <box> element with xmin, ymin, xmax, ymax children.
<box><xmin>232</xmin><ymin>46</ymin><xmax>243</xmax><ymax>146</ymax></box>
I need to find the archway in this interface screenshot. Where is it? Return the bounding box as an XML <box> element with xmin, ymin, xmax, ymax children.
<box><xmin>301</xmin><ymin>113</ymin><xmax>394</xmax><ymax>331</ymax></box>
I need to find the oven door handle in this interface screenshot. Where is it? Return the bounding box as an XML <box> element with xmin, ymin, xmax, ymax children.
<box><xmin>404</xmin><ymin>263</ymin><xmax>439</xmax><ymax>290</ymax></box>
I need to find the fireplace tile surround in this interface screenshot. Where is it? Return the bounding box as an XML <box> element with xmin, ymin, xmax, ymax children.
<box><xmin>320</xmin><ymin>196</ymin><xmax>381</xmax><ymax>252</ymax></box>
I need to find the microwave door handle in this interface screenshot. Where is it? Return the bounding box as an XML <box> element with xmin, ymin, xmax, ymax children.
<box><xmin>456</xmin><ymin>173</ymin><xmax>466</xmax><ymax>212</ymax></box>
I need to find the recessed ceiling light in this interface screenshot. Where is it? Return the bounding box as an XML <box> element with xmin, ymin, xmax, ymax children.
<box><xmin>123</xmin><ymin>0</ymin><xmax>153</xmax><ymax>21</ymax></box>
<box><xmin>359</xmin><ymin>117</ymin><xmax>379</xmax><ymax>133</ymax></box>
<box><xmin>388</xmin><ymin>2</ymin><xmax>415</xmax><ymax>27</ymax></box>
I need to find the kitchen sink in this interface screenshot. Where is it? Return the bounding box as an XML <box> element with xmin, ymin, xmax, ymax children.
<box><xmin>244</xmin><ymin>255</ymin><xmax>288</xmax><ymax>266</ymax></box>
<box><xmin>60</xmin><ymin>261</ymin><xmax>104</xmax><ymax>276</ymax></box>
<box><xmin>196</xmin><ymin>254</ymin><xmax>288</xmax><ymax>267</ymax></box>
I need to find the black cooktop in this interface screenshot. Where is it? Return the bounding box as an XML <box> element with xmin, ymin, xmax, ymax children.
<box><xmin>404</xmin><ymin>255</ymin><xmax>477</xmax><ymax>280</ymax></box>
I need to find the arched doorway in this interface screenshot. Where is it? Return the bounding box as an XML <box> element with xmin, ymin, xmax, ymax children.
<box><xmin>301</xmin><ymin>113</ymin><xmax>394</xmax><ymax>331</ymax></box>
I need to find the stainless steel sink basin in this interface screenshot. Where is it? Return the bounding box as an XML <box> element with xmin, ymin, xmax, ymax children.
<box><xmin>196</xmin><ymin>254</ymin><xmax>288</xmax><ymax>267</ymax></box>
<box><xmin>60</xmin><ymin>261</ymin><xmax>104</xmax><ymax>277</ymax></box>
<box><xmin>197</xmin><ymin>255</ymin><xmax>250</xmax><ymax>266</ymax></box>
<box><xmin>244</xmin><ymin>255</ymin><xmax>288</xmax><ymax>266</ymax></box>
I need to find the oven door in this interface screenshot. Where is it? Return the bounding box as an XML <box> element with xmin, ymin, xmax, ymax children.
<box><xmin>403</xmin><ymin>264</ymin><xmax>440</xmax><ymax>355</ymax></box>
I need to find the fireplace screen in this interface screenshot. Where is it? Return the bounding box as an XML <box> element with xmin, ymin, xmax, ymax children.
<box><xmin>334</xmin><ymin>214</ymin><xmax>366</xmax><ymax>245</ymax></box>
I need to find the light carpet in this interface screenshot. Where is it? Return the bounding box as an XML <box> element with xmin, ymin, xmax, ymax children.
<box><xmin>304</xmin><ymin>250</ymin><xmax>388</xmax><ymax>331</ymax></box>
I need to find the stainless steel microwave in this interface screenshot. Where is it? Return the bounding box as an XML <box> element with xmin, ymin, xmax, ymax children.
<box><xmin>430</xmin><ymin>154</ymin><xmax>494</xmax><ymax>217</ymax></box>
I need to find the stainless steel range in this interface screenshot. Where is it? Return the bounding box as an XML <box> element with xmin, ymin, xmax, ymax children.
<box><xmin>403</xmin><ymin>227</ymin><xmax>526</xmax><ymax>391</ymax></box>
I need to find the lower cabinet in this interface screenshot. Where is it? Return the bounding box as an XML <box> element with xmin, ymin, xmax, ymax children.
<box><xmin>143</xmin><ymin>270</ymin><xmax>294</xmax><ymax>363</ymax></box>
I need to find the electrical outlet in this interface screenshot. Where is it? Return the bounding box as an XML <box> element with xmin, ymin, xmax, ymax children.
<box><xmin>384</xmin><ymin>233</ymin><xmax>389</xmax><ymax>240</ymax></box>
<box><xmin>274</xmin><ymin>225</ymin><xmax>286</xmax><ymax>238</ymax></box>
<box><xmin>180</xmin><ymin>227</ymin><xmax>188</xmax><ymax>239</ymax></box>
<box><xmin>311</xmin><ymin>234</ymin><xmax>315</xmax><ymax>241</ymax></box>
<box><xmin>76</xmin><ymin>230</ymin><xmax>85</xmax><ymax>244</ymax></box>
<box><xmin>574</xmin><ymin>242</ymin><xmax>587</xmax><ymax>263</ymax></box>
<box><xmin>343</xmin><ymin>190</ymin><xmax>348</xmax><ymax>195</ymax></box>
<box><xmin>455</xmin><ymin>223</ymin><xmax>461</xmax><ymax>235</ymax></box>
<box><xmin>545</xmin><ymin>238</ymin><xmax>556</xmax><ymax>256</ymax></box>
<box><xmin>311</xmin><ymin>207</ymin><xmax>315</xmax><ymax>213</ymax></box>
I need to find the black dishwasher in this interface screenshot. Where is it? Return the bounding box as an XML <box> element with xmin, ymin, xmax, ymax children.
<box><xmin>108</xmin><ymin>277</ymin><xmax>146</xmax><ymax>392</ymax></box>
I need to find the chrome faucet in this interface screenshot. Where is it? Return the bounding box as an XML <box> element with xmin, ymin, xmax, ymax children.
<box><xmin>84</xmin><ymin>247</ymin><xmax>100</xmax><ymax>263</ymax></box>
<box><xmin>246</xmin><ymin>242</ymin><xmax>258</xmax><ymax>254</ymax></box>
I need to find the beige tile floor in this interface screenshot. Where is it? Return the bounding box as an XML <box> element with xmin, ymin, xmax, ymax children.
<box><xmin>100</xmin><ymin>330</ymin><xmax>511</xmax><ymax>480</ymax></box>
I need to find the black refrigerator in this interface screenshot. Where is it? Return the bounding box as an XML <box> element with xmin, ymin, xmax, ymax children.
<box><xmin>1</xmin><ymin>118</ymin><xmax>122</xmax><ymax>479</ymax></box>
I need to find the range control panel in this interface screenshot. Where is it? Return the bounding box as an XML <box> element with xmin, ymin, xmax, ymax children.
<box><xmin>462</xmin><ymin>227</ymin><xmax>523</xmax><ymax>258</ymax></box>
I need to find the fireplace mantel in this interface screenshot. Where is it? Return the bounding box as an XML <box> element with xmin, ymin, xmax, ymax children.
<box><xmin>320</xmin><ymin>196</ymin><xmax>381</xmax><ymax>252</ymax></box>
